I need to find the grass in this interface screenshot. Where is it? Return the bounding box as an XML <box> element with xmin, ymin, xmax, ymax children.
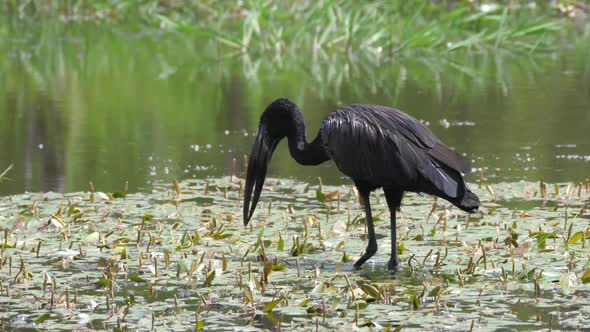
<box><xmin>3</xmin><ymin>0</ymin><xmax>589</xmax><ymax>59</ymax></box>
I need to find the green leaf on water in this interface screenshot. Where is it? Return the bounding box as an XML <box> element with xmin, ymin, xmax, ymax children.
<box><xmin>359</xmin><ymin>282</ymin><xmax>381</xmax><ymax>299</ymax></box>
<box><xmin>397</xmin><ymin>244</ymin><xmax>407</xmax><ymax>254</ymax></box>
<box><xmin>581</xmin><ymin>270</ymin><xmax>590</xmax><ymax>284</ymax></box>
<box><xmin>203</xmin><ymin>270</ymin><xmax>216</xmax><ymax>287</ymax></box>
<box><xmin>180</xmin><ymin>230</ymin><xmax>192</xmax><ymax>246</ymax></box>
<box><xmin>306</xmin><ymin>306</ymin><xmax>323</xmax><ymax>314</ymax></box>
<box><xmin>290</xmin><ymin>238</ymin><xmax>316</xmax><ymax>256</ymax></box>
<box><xmin>35</xmin><ymin>313</ymin><xmax>50</xmax><ymax>323</ymax></box>
<box><xmin>569</xmin><ymin>232</ymin><xmax>583</xmax><ymax>244</ymax></box>
<box><xmin>349</xmin><ymin>300</ymin><xmax>369</xmax><ymax>310</ymax></box>
<box><xmin>517</xmin><ymin>268</ymin><xmax>537</xmax><ymax>281</ymax></box>
<box><xmin>358</xmin><ymin>216</ymin><xmax>382</xmax><ymax>223</ymax></box>
<box><xmin>272</xmin><ymin>264</ymin><xmax>286</xmax><ymax>271</ymax></box>
<box><xmin>213</xmin><ymin>233</ymin><xmax>232</xmax><ymax>240</ymax></box>
<box><xmin>428</xmin><ymin>286</ymin><xmax>442</xmax><ymax>297</ymax></box>
<box><xmin>315</xmin><ymin>190</ymin><xmax>338</xmax><ymax>202</ymax></box>
<box><xmin>243</xmin><ymin>287</ymin><xmax>254</xmax><ymax>304</ymax></box>
<box><xmin>112</xmin><ymin>191</ymin><xmax>126</xmax><ymax>199</ymax></box>
<box><xmin>429</xmin><ymin>227</ymin><xmax>437</xmax><ymax>237</ymax></box>
<box><xmin>129</xmin><ymin>275</ymin><xmax>147</xmax><ymax>283</ymax></box>
<box><xmin>316</xmin><ymin>189</ymin><xmax>326</xmax><ymax>202</ymax></box>
<box><xmin>195</xmin><ymin>319</ymin><xmax>205</xmax><ymax>331</ymax></box>
<box><xmin>126</xmin><ymin>294</ymin><xmax>136</xmax><ymax>305</ymax></box>
<box><xmin>297</xmin><ymin>298</ymin><xmax>310</xmax><ymax>307</ymax></box>
<box><xmin>277</xmin><ymin>234</ymin><xmax>284</xmax><ymax>251</ymax></box>
<box><xmin>531</xmin><ymin>231</ymin><xmax>556</xmax><ymax>249</ymax></box>
<box><xmin>342</xmin><ymin>251</ymin><xmax>351</xmax><ymax>263</ymax></box>
<box><xmin>503</xmin><ymin>231</ymin><xmax>519</xmax><ymax>248</ymax></box>
<box><xmin>120</xmin><ymin>247</ymin><xmax>129</xmax><ymax>259</ymax></box>
<box><xmin>410</xmin><ymin>294</ymin><xmax>420</xmax><ymax>309</ymax></box>
<box><xmin>96</xmin><ymin>278</ymin><xmax>110</xmax><ymax>287</ymax></box>
<box><xmin>442</xmin><ymin>273</ymin><xmax>455</xmax><ymax>282</ymax></box>
<box><xmin>263</xmin><ymin>298</ymin><xmax>283</xmax><ymax>313</ymax></box>
<box><xmin>330</xmin><ymin>297</ymin><xmax>341</xmax><ymax>312</ymax></box>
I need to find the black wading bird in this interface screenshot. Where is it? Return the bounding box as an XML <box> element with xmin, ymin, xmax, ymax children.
<box><xmin>243</xmin><ymin>98</ymin><xmax>480</xmax><ymax>270</ymax></box>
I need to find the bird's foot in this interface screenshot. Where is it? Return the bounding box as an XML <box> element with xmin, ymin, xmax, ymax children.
<box><xmin>353</xmin><ymin>245</ymin><xmax>377</xmax><ymax>270</ymax></box>
<box><xmin>387</xmin><ymin>259</ymin><xmax>398</xmax><ymax>271</ymax></box>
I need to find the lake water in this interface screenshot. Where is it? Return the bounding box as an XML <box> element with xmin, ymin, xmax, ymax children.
<box><xmin>1</xmin><ymin>18</ymin><xmax>589</xmax><ymax>196</ymax></box>
<box><xmin>2</xmin><ymin>14</ymin><xmax>590</xmax><ymax>332</ymax></box>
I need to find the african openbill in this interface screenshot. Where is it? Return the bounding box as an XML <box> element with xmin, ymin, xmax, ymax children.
<box><xmin>243</xmin><ymin>98</ymin><xmax>480</xmax><ymax>270</ymax></box>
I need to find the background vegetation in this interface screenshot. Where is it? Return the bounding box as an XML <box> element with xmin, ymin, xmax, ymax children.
<box><xmin>0</xmin><ymin>1</ymin><xmax>589</xmax><ymax>195</ymax></box>
<box><xmin>4</xmin><ymin>0</ymin><xmax>590</xmax><ymax>57</ymax></box>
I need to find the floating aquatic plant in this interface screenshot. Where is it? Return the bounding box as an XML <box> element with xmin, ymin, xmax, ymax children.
<box><xmin>0</xmin><ymin>177</ymin><xmax>589</xmax><ymax>330</ymax></box>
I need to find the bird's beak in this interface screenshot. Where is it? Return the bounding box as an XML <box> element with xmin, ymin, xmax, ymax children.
<box><xmin>243</xmin><ymin>126</ymin><xmax>277</xmax><ymax>226</ymax></box>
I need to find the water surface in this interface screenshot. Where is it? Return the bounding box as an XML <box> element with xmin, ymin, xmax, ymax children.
<box><xmin>0</xmin><ymin>18</ymin><xmax>589</xmax><ymax>196</ymax></box>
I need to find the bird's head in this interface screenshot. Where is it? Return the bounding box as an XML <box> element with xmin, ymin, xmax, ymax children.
<box><xmin>243</xmin><ymin>98</ymin><xmax>301</xmax><ymax>226</ymax></box>
<box><xmin>260</xmin><ymin>98</ymin><xmax>303</xmax><ymax>139</ymax></box>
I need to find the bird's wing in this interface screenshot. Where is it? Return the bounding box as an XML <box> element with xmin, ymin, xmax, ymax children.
<box><xmin>341</xmin><ymin>105</ymin><xmax>470</xmax><ymax>173</ymax></box>
<box><xmin>321</xmin><ymin>105</ymin><xmax>470</xmax><ymax>197</ymax></box>
<box><xmin>366</xmin><ymin>105</ymin><xmax>471</xmax><ymax>174</ymax></box>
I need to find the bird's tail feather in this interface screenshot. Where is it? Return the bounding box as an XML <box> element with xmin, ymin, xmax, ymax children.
<box><xmin>444</xmin><ymin>187</ymin><xmax>480</xmax><ymax>213</ymax></box>
<box><xmin>419</xmin><ymin>162</ymin><xmax>481</xmax><ymax>213</ymax></box>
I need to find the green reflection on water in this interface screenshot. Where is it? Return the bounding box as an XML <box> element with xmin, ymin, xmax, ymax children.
<box><xmin>0</xmin><ymin>18</ymin><xmax>589</xmax><ymax>196</ymax></box>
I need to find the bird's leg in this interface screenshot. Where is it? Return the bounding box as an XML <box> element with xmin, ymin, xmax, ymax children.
<box><xmin>388</xmin><ymin>210</ymin><xmax>398</xmax><ymax>270</ymax></box>
<box><xmin>354</xmin><ymin>187</ymin><xmax>377</xmax><ymax>269</ymax></box>
<box><xmin>384</xmin><ymin>187</ymin><xmax>403</xmax><ymax>270</ymax></box>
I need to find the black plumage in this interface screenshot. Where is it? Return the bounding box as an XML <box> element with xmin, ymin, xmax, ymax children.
<box><xmin>243</xmin><ymin>98</ymin><xmax>480</xmax><ymax>269</ymax></box>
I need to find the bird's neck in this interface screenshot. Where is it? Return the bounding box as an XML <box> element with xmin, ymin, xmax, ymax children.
<box><xmin>287</xmin><ymin>113</ymin><xmax>329</xmax><ymax>166</ymax></box>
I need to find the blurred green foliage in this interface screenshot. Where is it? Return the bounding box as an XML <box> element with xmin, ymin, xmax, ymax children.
<box><xmin>3</xmin><ymin>0</ymin><xmax>590</xmax><ymax>57</ymax></box>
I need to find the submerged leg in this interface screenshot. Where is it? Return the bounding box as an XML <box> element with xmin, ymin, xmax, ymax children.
<box><xmin>384</xmin><ymin>187</ymin><xmax>403</xmax><ymax>270</ymax></box>
<box><xmin>353</xmin><ymin>186</ymin><xmax>377</xmax><ymax>269</ymax></box>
